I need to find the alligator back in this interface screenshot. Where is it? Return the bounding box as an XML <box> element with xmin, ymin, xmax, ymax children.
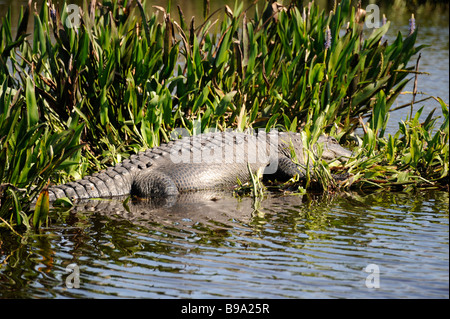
<box><xmin>46</xmin><ymin>131</ymin><xmax>351</xmax><ymax>201</ymax></box>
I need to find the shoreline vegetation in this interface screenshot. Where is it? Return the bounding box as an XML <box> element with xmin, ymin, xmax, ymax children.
<box><xmin>0</xmin><ymin>0</ymin><xmax>448</xmax><ymax>231</ymax></box>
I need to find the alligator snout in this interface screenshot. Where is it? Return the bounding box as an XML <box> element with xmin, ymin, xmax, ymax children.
<box><xmin>318</xmin><ymin>136</ymin><xmax>353</xmax><ymax>163</ymax></box>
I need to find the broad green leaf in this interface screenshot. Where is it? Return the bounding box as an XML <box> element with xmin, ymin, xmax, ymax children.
<box><xmin>33</xmin><ymin>188</ymin><xmax>50</xmax><ymax>228</ymax></box>
<box><xmin>215</xmin><ymin>30</ymin><xmax>231</xmax><ymax>69</ymax></box>
<box><xmin>216</xmin><ymin>91</ymin><xmax>236</xmax><ymax>117</ymax></box>
<box><xmin>26</xmin><ymin>77</ymin><xmax>39</xmax><ymax>128</ymax></box>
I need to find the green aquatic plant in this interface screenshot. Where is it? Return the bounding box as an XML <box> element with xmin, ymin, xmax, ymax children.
<box><xmin>0</xmin><ymin>0</ymin><xmax>448</xmax><ymax>231</ymax></box>
<box><xmin>337</xmin><ymin>94</ymin><xmax>449</xmax><ymax>191</ymax></box>
<box><xmin>0</xmin><ymin>79</ymin><xmax>83</xmax><ymax>228</ymax></box>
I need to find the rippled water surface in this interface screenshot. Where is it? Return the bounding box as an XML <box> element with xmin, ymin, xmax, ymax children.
<box><xmin>1</xmin><ymin>190</ymin><xmax>448</xmax><ymax>298</ymax></box>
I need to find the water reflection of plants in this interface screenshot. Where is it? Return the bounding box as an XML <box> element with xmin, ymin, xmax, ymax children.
<box><xmin>0</xmin><ymin>189</ymin><xmax>447</xmax><ymax>297</ymax></box>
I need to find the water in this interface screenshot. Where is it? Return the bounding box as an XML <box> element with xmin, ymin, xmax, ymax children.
<box><xmin>0</xmin><ymin>1</ymin><xmax>449</xmax><ymax>299</ymax></box>
<box><xmin>0</xmin><ymin>191</ymin><xmax>448</xmax><ymax>298</ymax></box>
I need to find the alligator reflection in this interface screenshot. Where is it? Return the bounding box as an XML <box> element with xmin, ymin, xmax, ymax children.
<box><xmin>70</xmin><ymin>191</ymin><xmax>257</xmax><ymax>226</ymax></box>
<box><xmin>63</xmin><ymin>191</ymin><xmax>341</xmax><ymax>255</ymax></box>
<box><xmin>0</xmin><ymin>190</ymin><xmax>448</xmax><ymax>298</ymax></box>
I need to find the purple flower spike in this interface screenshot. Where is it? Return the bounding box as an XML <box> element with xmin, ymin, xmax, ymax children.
<box><xmin>324</xmin><ymin>26</ymin><xmax>332</xmax><ymax>50</ymax></box>
<box><xmin>50</xmin><ymin>8</ymin><xmax>56</xmax><ymax>23</ymax></box>
<box><xmin>409</xmin><ymin>14</ymin><xmax>416</xmax><ymax>35</ymax></box>
<box><xmin>381</xmin><ymin>14</ymin><xmax>387</xmax><ymax>42</ymax></box>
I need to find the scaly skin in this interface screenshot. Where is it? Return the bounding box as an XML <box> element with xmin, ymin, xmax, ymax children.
<box><xmin>46</xmin><ymin>131</ymin><xmax>352</xmax><ymax>201</ymax></box>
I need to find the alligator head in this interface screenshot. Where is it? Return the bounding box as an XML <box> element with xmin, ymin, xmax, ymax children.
<box><xmin>317</xmin><ymin>135</ymin><xmax>353</xmax><ymax>163</ymax></box>
<box><xmin>277</xmin><ymin>133</ymin><xmax>353</xmax><ymax>164</ymax></box>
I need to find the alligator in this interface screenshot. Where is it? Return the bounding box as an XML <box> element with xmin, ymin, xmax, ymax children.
<box><xmin>46</xmin><ymin>130</ymin><xmax>353</xmax><ymax>202</ymax></box>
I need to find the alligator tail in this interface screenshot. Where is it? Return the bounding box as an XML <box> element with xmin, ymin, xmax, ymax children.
<box><xmin>46</xmin><ymin>149</ymin><xmax>161</xmax><ymax>201</ymax></box>
<box><xmin>48</xmin><ymin>166</ymin><xmax>133</xmax><ymax>201</ymax></box>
